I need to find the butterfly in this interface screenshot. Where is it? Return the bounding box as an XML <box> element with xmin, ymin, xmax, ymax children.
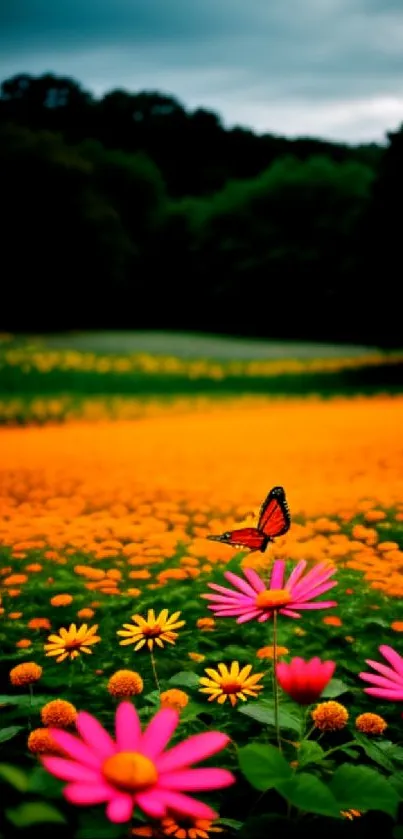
<box><xmin>207</xmin><ymin>486</ymin><xmax>290</xmax><ymax>553</ymax></box>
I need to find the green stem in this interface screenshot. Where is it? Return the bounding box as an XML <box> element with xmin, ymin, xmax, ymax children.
<box><xmin>322</xmin><ymin>740</ymin><xmax>356</xmax><ymax>758</ymax></box>
<box><xmin>150</xmin><ymin>649</ymin><xmax>160</xmax><ymax>693</ymax></box>
<box><xmin>272</xmin><ymin>610</ymin><xmax>281</xmax><ymax>751</ymax></box>
<box><xmin>28</xmin><ymin>684</ymin><xmax>33</xmax><ymax>731</ymax></box>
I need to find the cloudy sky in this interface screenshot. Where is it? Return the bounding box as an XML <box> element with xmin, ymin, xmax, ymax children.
<box><xmin>2</xmin><ymin>0</ymin><xmax>403</xmax><ymax>142</ymax></box>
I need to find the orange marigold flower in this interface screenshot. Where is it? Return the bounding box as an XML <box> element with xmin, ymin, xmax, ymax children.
<box><xmin>28</xmin><ymin>617</ymin><xmax>52</xmax><ymax>630</ymax></box>
<box><xmin>26</xmin><ymin>563</ymin><xmax>42</xmax><ymax>572</ymax></box>
<box><xmin>256</xmin><ymin>645</ymin><xmax>289</xmax><ymax>660</ymax></box>
<box><xmin>311</xmin><ymin>701</ymin><xmax>349</xmax><ymax>731</ymax></box>
<box><xmin>355</xmin><ymin>713</ymin><xmax>387</xmax><ymax>735</ymax></box>
<box><xmin>10</xmin><ymin>661</ymin><xmax>42</xmax><ymax>686</ymax></box>
<box><xmin>322</xmin><ymin>616</ymin><xmax>343</xmax><ymax>627</ymax></box>
<box><xmin>9</xmin><ymin>612</ymin><xmax>23</xmax><ymax>619</ymax></box>
<box><xmin>16</xmin><ymin>639</ymin><xmax>32</xmax><ymax>649</ymax></box>
<box><xmin>50</xmin><ymin>594</ymin><xmax>73</xmax><ymax>607</ymax></box>
<box><xmin>196</xmin><ymin>617</ymin><xmax>215</xmax><ymax>631</ymax></box>
<box><xmin>41</xmin><ymin>699</ymin><xmax>77</xmax><ymax>727</ymax></box>
<box><xmin>160</xmin><ymin>689</ymin><xmax>189</xmax><ymax>711</ymax></box>
<box><xmin>77</xmin><ymin>608</ymin><xmax>95</xmax><ymax>619</ymax></box>
<box><xmin>391</xmin><ymin>621</ymin><xmax>403</xmax><ymax>632</ymax></box>
<box><xmin>107</xmin><ymin>670</ymin><xmax>144</xmax><ymax>697</ymax></box>
<box><xmin>3</xmin><ymin>574</ymin><xmax>28</xmax><ymax>586</ymax></box>
<box><xmin>27</xmin><ymin>728</ymin><xmax>66</xmax><ymax>756</ymax></box>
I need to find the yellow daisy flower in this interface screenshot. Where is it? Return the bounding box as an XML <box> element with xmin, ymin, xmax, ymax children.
<box><xmin>44</xmin><ymin>623</ymin><xmax>100</xmax><ymax>663</ymax></box>
<box><xmin>199</xmin><ymin>661</ymin><xmax>264</xmax><ymax>706</ymax></box>
<box><xmin>117</xmin><ymin>609</ymin><xmax>185</xmax><ymax>651</ymax></box>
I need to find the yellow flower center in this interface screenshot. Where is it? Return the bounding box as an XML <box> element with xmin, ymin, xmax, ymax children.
<box><xmin>255</xmin><ymin>589</ymin><xmax>291</xmax><ymax>609</ymax></box>
<box><xmin>102</xmin><ymin>751</ymin><xmax>158</xmax><ymax>792</ymax></box>
<box><xmin>142</xmin><ymin>624</ymin><xmax>162</xmax><ymax>638</ymax></box>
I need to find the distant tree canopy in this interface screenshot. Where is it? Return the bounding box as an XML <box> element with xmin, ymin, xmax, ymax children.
<box><xmin>0</xmin><ymin>72</ymin><xmax>400</xmax><ymax>344</ymax></box>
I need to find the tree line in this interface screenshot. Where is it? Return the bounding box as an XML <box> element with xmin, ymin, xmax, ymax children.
<box><xmin>0</xmin><ymin>73</ymin><xmax>400</xmax><ymax>345</ymax></box>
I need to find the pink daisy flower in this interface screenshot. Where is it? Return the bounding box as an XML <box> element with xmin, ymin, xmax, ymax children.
<box><xmin>202</xmin><ymin>560</ymin><xmax>337</xmax><ymax>624</ymax></box>
<box><xmin>41</xmin><ymin>702</ymin><xmax>234</xmax><ymax>824</ymax></box>
<box><xmin>359</xmin><ymin>645</ymin><xmax>403</xmax><ymax>700</ymax></box>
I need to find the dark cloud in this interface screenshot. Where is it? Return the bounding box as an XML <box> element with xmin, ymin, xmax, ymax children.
<box><xmin>1</xmin><ymin>0</ymin><xmax>403</xmax><ymax>141</ymax></box>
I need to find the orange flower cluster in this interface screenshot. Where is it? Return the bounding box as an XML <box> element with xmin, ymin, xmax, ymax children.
<box><xmin>0</xmin><ymin>395</ymin><xmax>402</xmax><ymax>602</ymax></box>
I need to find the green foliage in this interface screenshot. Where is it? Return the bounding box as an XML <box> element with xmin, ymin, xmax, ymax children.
<box><xmin>329</xmin><ymin>764</ymin><xmax>400</xmax><ymax>818</ymax></box>
<box><xmin>5</xmin><ymin>802</ymin><xmax>66</xmax><ymax>827</ymax></box>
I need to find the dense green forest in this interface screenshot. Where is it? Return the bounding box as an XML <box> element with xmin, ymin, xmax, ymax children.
<box><xmin>1</xmin><ymin>72</ymin><xmax>401</xmax><ymax>345</ymax></box>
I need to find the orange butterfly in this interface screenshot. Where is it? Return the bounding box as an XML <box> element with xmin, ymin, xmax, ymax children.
<box><xmin>207</xmin><ymin>486</ymin><xmax>290</xmax><ymax>553</ymax></box>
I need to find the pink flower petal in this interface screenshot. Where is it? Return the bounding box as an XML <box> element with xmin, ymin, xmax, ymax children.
<box><xmin>205</xmin><ymin>583</ymin><xmax>247</xmax><ymax>599</ymax></box>
<box><xmin>115</xmin><ymin>702</ymin><xmax>142</xmax><ymax>751</ymax></box>
<box><xmin>141</xmin><ymin>708</ymin><xmax>178</xmax><ymax>759</ymax></box>
<box><xmin>285</xmin><ymin>561</ymin><xmax>307</xmax><ymax>590</ymax></box>
<box><xmin>136</xmin><ymin>790</ymin><xmax>167</xmax><ymax>818</ymax></box>
<box><xmin>294</xmin><ymin>579</ymin><xmax>337</xmax><ymax>603</ymax></box>
<box><xmin>379</xmin><ymin>645</ymin><xmax>403</xmax><ymax>677</ymax></box>
<box><xmin>359</xmin><ymin>672</ymin><xmax>401</xmax><ymax>690</ymax></box>
<box><xmin>237</xmin><ymin>609</ymin><xmax>263</xmax><ymax>623</ymax></box>
<box><xmin>362</xmin><ymin>660</ymin><xmax>403</xmax><ymax>686</ymax></box>
<box><xmin>293</xmin><ymin>600</ymin><xmax>337</xmax><ymax>610</ymax></box>
<box><xmin>41</xmin><ymin>757</ymin><xmax>101</xmax><ymax>784</ymax></box>
<box><xmin>159</xmin><ymin>768</ymin><xmax>234</xmax><ymax>791</ymax></box>
<box><xmin>364</xmin><ymin>686</ymin><xmax>403</xmax><ymax>700</ymax></box>
<box><xmin>223</xmin><ymin>571</ymin><xmax>257</xmax><ymax>597</ymax></box>
<box><xmin>212</xmin><ymin>606</ymin><xmax>254</xmax><ymax>617</ymax></box>
<box><xmin>48</xmin><ymin>729</ymin><xmax>102</xmax><ymax>769</ymax></box>
<box><xmin>76</xmin><ymin>712</ymin><xmax>115</xmax><ymax>760</ymax></box>
<box><xmin>242</xmin><ymin>567</ymin><xmax>266</xmax><ymax>592</ymax></box>
<box><xmin>157</xmin><ymin>731</ymin><xmax>229</xmax><ymax>773</ymax></box>
<box><xmin>269</xmin><ymin>560</ymin><xmax>285</xmax><ymax>589</ymax></box>
<box><xmin>64</xmin><ymin>782</ymin><xmax>113</xmax><ymax>805</ymax></box>
<box><xmin>203</xmin><ymin>594</ymin><xmax>252</xmax><ymax>605</ymax></box>
<box><xmin>279</xmin><ymin>608</ymin><xmax>301</xmax><ymax>618</ymax></box>
<box><xmin>106</xmin><ymin>793</ymin><xmax>134</xmax><ymax>823</ymax></box>
<box><xmin>156</xmin><ymin>789</ymin><xmax>218</xmax><ymax>820</ymax></box>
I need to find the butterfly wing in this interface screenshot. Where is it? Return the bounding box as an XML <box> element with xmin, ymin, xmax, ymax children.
<box><xmin>257</xmin><ymin>486</ymin><xmax>290</xmax><ymax>539</ymax></box>
<box><xmin>207</xmin><ymin>527</ymin><xmax>266</xmax><ymax>552</ymax></box>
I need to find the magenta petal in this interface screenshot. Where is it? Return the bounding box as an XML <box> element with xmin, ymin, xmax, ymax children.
<box><xmin>48</xmin><ymin>729</ymin><xmax>101</xmax><ymax>769</ymax></box>
<box><xmin>136</xmin><ymin>790</ymin><xmax>167</xmax><ymax>818</ymax></box>
<box><xmin>106</xmin><ymin>794</ymin><xmax>134</xmax><ymax>823</ymax></box>
<box><xmin>364</xmin><ymin>686</ymin><xmax>403</xmax><ymax>699</ymax></box>
<box><xmin>159</xmin><ymin>768</ymin><xmax>234</xmax><ymax>791</ymax></box>
<box><xmin>76</xmin><ymin>712</ymin><xmax>115</xmax><ymax>759</ymax></box>
<box><xmin>237</xmin><ymin>609</ymin><xmax>263</xmax><ymax>623</ymax></box>
<box><xmin>64</xmin><ymin>782</ymin><xmax>112</xmax><ymax>805</ymax></box>
<box><xmin>379</xmin><ymin>645</ymin><xmax>403</xmax><ymax>677</ymax></box>
<box><xmin>41</xmin><ymin>757</ymin><xmax>100</xmax><ymax>783</ymax></box>
<box><xmin>269</xmin><ymin>560</ymin><xmax>285</xmax><ymax>589</ymax></box>
<box><xmin>242</xmin><ymin>567</ymin><xmax>266</xmax><ymax>592</ymax></box>
<box><xmin>156</xmin><ymin>789</ymin><xmax>218</xmax><ymax>819</ymax></box>
<box><xmin>359</xmin><ymin>672</ymin><xmax>400</xmax><ymax>690</ymax></box>
<box><xmin>157</xmin><ymin>731</ymin><xmax>229</xmax><ymax>773</ymax></box>
<box><xmin>361</xmin><ymin>660</ymin><xmax>403</xmax><ymax>686</ymax></box>
<box><xmin>115</xmin><ymin>702</ymin><xmax>142</xmax><ymax>751</ymax></box>
<box><xmin>293</xmin><ymin>600</ymin><xmax>337</xmax><ymax>610</ymax></box>
<box><xmin>141</xmin><ymin>708</ymin><xmax>178</xmax><ymax>759</ymax></box>
<box><xmin>206</xmin><ymin>583</ymin><xmax>247</xmax><ymax>598</ymax></box>
<box><xmin>285</xmin><ymin>561</ymin><xmax>307</xmax><ymax>590</ymax></box>
<box><xmin>223</xmin><ymin>571</ymin><xmax>257</xmax><ymax>597</ymax></box>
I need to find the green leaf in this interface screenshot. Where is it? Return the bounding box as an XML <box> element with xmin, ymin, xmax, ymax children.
<box><xmin>321</xmin><ymin>679</ymin><xmax>350</xmax><ymax>698</ymax></box>
<box><xmin>354</xmin><ymin>732</ymin><xmax>395</xmax><ymax>771</ymax></box>
<box><xmin>0</xmin><ymin>726</ymin><xmax>23</xmax><ymax>744</ymax></box>
<box><xmin>277</xmin><ymin>773</ymin><xmax>341</xmax><ymax>818</ymax></box>
<box><xmin>168</xmin><ymin>671</ymin><xmax>199</xmax><ymax>688</ymax></box>
<box><xmin>238</xmin><ymin>701</ymin><xmax>301</xmax><ymax>733</ymax></box>
<box><xmin>237</xmin><ymin>743</ymin><xmax>292</xmax><ymax>791</ymax></box>
<box><xmin>217</xmin><ymin>818</ymin><xmax>243</xmax><ymax>830</ymax></box>
<box><xmin>27</xmin><ymin>766</ymin><xmax>64</xmax><ymax>797</ymax></box>
<box><xmin>329</xmin><ymin>763</ymin><xmax>399</xmax><ymax>818</ymax></box>
<box><xmin>179</xmin><ymin>701</ymin><xmax>206</xmax><ymax>721</ymax></box>
<box><xmin>0</xmin><ymin>694</ymin><xmax>52</xmax><ymax>709</ymax></box>
<box><xmin>6</xmin><ymin>802</ymin><xmax>66</xmax><ymax>827</ymax></box>
<box><xmin>0</xmin><ymin>763</ymin><xmax>29</xmax><ymax>791</ymax></box>
<box><xmin>297</xmin><ymin>740</ymin><xmax>325</xmax><ymax>768</ymax></box>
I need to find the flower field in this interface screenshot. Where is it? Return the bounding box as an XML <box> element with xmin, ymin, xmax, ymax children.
<box><xmin>1</xmin><ymin>362</ymin><xmax>403</xmax><ymax>838</ymax></box>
